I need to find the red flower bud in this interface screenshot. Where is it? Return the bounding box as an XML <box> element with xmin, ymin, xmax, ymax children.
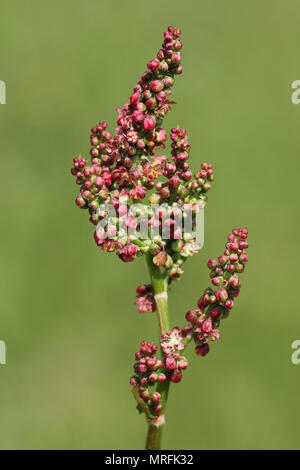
<box><xmin>216</xmin><ymin>287</ymin><xmax>228</xmax><ymax>302</ymax></box>
<box><xmin>218</xmin><ymin>255</ymin><xmax>228</xmax><ymax>265</ymax></box>
<box><xmin>152</xmin><ymin>392</ymin><xmax>161</xmax><ymax>402</ymax></box>
<box><xmin>207</xmin><ymin>259</ymin><xmax>218</xmax><ymax>269</ymax></box>
<box><xmin>131</xmin><ymin>185</ymin><xmax>146</xmax><ymax>199</ymax></box>
<box><xmin>159</xmin><ymin>186</ymin><xmax>170</xmax><ymax>198</ymax></box>
<box><xmin>165</xmin><ymin>356</ymin><xmax>176</xmax><ymax>370</ymax></box>
<box><xmin>210</xmin><ymin>306</ymin><xmax>223</xmax><ymax>319</ymax></box>
<box><xmin>149</xmin><ymin>373</ymin><xmax>158</xmax><ymax>382</ymax></box>
<box><xmin>202</xmin><ymin>317</ymin><xmax>212</xmax><ymax>333</ymax></box>
<box><xmin>225</xmin><ymin>299</ymin><xmax>234</xmax><ymax>309</ymax></box>
<box><xmin>147</xmin><ymin>59</ymin><xmax>159</xmax><ymax>72</ymax></box>
<box><xmin>240</xmin><ymin>253</ymin><xmax>248</xmax><ymax>262</ymax></box>
<box><xmin>185</xmin><ymin>310</ymin><xmax>197</xmax><ymax>324</ymax></box>
<box><xmin>143</xmin><ymin>116</ymin><xmax>156</xmax><ymax>130</ymax></box>
<box><xmin>75</xmin><ymin>196</ymin><xmax>86</xmax><ymax>208</ymax></box>
<box><xmin>168</xmin><ymin>369</ymin><xmax>182</xmax><ymax>383</ymax></box>
<box><xmin>155</xmin><ymin>129</ymin><xmax>167</xmax><ymax>143</ymax></box>
<box><xmin>229</xmin><ymin>275</ymin><xmax>239</xmax><ymax>287</ymax></box>
<box><xmin>145</xmin><ymin>97</ymin><xmax>157</xmax><ymax>110</ymax></box>
<box><xmin>130</xmin><ymin>92</ymin><xmax>141</xmax><ymax>105</ymax></box>
<box><xmin>118</xmin><ymin>243</ymin><xmax>137</xmax><ymax>263</ymax></box>
<box><xmin>158</xmin><ymin>373</ymin><xmax>167</xmax><ymax>382</ymax></box>
<box><xmin>164</xmin><ymin>76</ymin><xmax>174</xmax><ymax>87</ymax></box>
<box><xmin>169</xmin><ymin>175</ymin><xmax>180</xmax><ymax>188</ymax></box>
<box><xmin>150</xmin><ymin>80</ymin><xmax>164</xmax><ymax>92</ymax></box>
<box><xmin>132</xmin><ymin>110</ymin><xmax>144</xmax><ymax>123</ymax></box>
<box><xmin>195</xmin><ymin>343</ymin><xmax>210</xmax><ymax>357</ymax></box>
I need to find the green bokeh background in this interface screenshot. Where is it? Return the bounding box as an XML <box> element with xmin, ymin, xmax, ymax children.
<box><xmin>0</xmin><ymin>0</ymin><xmax>299</xmax><ymax>450</ymax></box>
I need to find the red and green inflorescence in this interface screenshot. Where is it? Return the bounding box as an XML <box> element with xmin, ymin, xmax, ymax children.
<box><xmin>71</xmin><ymin>26</ymin><xmax>249</xmax><ymax>420</ymax></box>
<box><xmin>71</xmin><ymin>26</ymin><xmax>214</xmax><ymax>281</ymax></box>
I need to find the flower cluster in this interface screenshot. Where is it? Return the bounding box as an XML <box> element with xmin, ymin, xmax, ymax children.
<box><xmin>134</xmin><ymin>285</ymin><xmax>156</xmax><ymax>313</ymax></box>
<box><xmin>161</xmin><ymin>327</ymin><xmax>188</xmax><ymax>383</ymax></box>
<box><xmin>130</xmin><ymin>228</ymin><xmax>248</xmax><ymax>418</ymax></box>
<box><xmin>111</xmin><ymin>26</ymin><xmax>183</xmax><ymax>162</ymax></box>
<box><xmin>130</xmin><ymin>328</ymin><xmax>189</xmax><ymax>416</ymax></box>
<box><xmin>130</xmin><ymin>341</ymin><xmax>167</xmax><ymax>416</ymax></box>
<box><xmin>71</xmin><ymin>26</ymin><xmax>214</xmax><ymax>279</ymax></box>
<box><xmin>182</xmin><ymin>228</ymin><xmax>249</xmax><ymax>356</ymax></box>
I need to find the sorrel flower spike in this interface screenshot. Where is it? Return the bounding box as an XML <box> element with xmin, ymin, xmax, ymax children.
<box><xmin>182</xmin><ymin>228</ymin><xmax>249</xmax><ymax>356</ymax></box>
<box><xmin>71</xmin><ymin>26</ymin><xmax>214</xmax><ymax>282</ymax></box>
<box><xmin>71</xmin><ymin>26</ymin><xmax>249</xmax><ymax>451</ymax></box>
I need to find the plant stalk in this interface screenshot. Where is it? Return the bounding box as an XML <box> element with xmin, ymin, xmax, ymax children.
<box><xmin>145</xmin><ymin>415</ymin><xmax>165</xmax><ymax>450</ymax></box>
<box><xmin>145</xmin><ymin>253</ymin><xmax>170</xmax><ymax>450</ymax></box>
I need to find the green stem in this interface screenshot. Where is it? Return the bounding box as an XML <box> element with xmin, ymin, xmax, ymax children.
<box><xmin>145</xmin><ymin>415</ymin><xmax>165</xmax><ymax>450</ymax></box>
<box><xmin>145</xmin><ymin>253</ymin><xmax>171</xmax><ymax>450</ymax></box>
<box><xmin>146</xmin><ymin>254</ymin><xmax>170</xmax><ymax>335</ymax></box>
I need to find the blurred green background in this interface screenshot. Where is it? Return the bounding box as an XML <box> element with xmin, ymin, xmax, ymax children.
<box><xmin>0</xmin><ymin>0</ymin><xmax>299</xmax><ymax>450</ymax></box>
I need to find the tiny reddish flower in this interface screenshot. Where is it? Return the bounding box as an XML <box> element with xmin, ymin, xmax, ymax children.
<box><xmin>117</xmin><ymin>243</ymin><xmax>137</xmax><ymax>263</ymax></box>
<box><xmin>143</xmin><ymin>115</ymin><xmax>156</xmax><ymax>130</ymax></box>
<box><xmin>150</xmin><ymin>80</ymin><xmax>164</xmax><ymax>92</ymax></box>
<box><xmin>195</xmin><ymin>343</ymin><xmax>210</xmax><ymax>357</ymax></box>
<box><xmin>131</xmin><ymin>185</ymin><xmax>147</xmax><ymax>200</ymax></box>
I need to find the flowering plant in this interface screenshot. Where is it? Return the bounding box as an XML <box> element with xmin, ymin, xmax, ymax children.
<box><xmin>71</xmin><ymin>26</ymin><xmax>248</xmax><ymax>450</ymax></box>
